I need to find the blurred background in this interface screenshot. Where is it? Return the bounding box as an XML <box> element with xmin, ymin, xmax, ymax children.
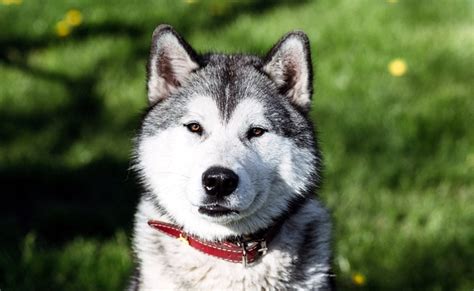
<box><xmin>1</xmin><ymin>0</ymin><xmax>473</xmax><ymax>289</ymax></box>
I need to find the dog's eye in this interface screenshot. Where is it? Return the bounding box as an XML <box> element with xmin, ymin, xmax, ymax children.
<box><xmin>185</xmin><ymin>122</ymin><xmax>203</xmax><ymax>135</ymax></box>
<box><xmin>247</xmin><ymin>127</ymin><xmax>266</xmax><ymax>139</ymax></box>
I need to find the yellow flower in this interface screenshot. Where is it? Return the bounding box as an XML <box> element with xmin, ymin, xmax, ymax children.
<box><xmin>66</xmin><ymin>9</ymin><xmax>83</xmax><ymax>26</ymax></box>
<box><xmin>388</xmin><ymin>58</ymin><xmax>408</xmax><ymax>77</ymax></box>
<box><xmin>2</xmin><ymin>0</ymin><xmax>22</xmax><ymax>5</ymax></box>
<box><xmin>352</xmin><ymin>272</ymin><xmax>366</xmax><ymax>286</ymax></box>
<box><xmin>55</xmin><ymin>20</ymin><xmax>71</xmax><ymax>38</ymax></box>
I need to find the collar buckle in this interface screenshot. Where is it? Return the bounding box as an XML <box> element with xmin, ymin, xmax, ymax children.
<box><xmin>258</xmin><ymin>240</ymin><xmax>268</xmax><ymax>255</ymax></box>
<box><xmin>238</xmin><ymin>241</ymin><xmax>248</xmax><ymax>267</ymax></box>
<box><xmin>177</xmin><ymin>232</ymin><xmax>190</xmax><ymax>245</ymax></box>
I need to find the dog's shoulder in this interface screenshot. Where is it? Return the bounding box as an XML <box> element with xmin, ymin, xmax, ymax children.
<box><xmin>284</xmin><ymin>199</ymin><xmax>334</xmax><ymax>289</ymax></box>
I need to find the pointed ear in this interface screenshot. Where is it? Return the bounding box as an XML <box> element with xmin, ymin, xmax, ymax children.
<box><xmin>263</xmin><ymin>31</ymin><xmax>313</xmax><ymax>113</ymax></box>
<box><xmin>147</xmin><ymin>25</ymin><xmax>200</xmax><ymax>105</ymax></box>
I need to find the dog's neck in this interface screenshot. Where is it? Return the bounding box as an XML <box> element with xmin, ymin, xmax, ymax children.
<box><xmin>148</xmin><ymin>193</ymin><xmax>308</xmax><ymax>242</ymax></box>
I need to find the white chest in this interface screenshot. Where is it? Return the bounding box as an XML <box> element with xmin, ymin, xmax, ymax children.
<box><xmin>139</xmin><ymin>233</ymin><xmax>295</xmax><ymax>290</ymax></box>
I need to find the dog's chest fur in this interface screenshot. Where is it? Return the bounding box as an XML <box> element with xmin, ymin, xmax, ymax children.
<box><xmin>131</xmin><ymin>198</ymin><xmax>331</xmax><ymax>290</ymax></box>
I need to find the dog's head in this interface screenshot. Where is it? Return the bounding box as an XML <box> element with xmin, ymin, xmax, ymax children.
<box><xmin>134</xmin><ymin>25</ymin><xmax>321</xmax><ymax>240</ymax></box>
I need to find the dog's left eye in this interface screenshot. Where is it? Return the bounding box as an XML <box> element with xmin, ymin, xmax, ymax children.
<box><xmin>185</xmin><ymin>122</ymin><xmax>203</xmax><ymax>135</ymax></box>
<box><xmin>247</xmin><ymin>127</ymin><xmax>266</xmax><ymax>139</ymax></box>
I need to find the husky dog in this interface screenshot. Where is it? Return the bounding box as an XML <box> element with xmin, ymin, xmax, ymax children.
<box><xmin>129</xmin><ymin>24</ymin><xmax>333</xmax><ymax>290</ymax></box>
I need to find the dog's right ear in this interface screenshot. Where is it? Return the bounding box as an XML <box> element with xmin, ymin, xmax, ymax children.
<box><xmin>147</xmin><ymin>25</ymin><xmax>200</xmax><ymax>105</ymax></box>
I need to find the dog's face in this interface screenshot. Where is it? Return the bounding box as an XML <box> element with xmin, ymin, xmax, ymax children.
<box><xmin>135</xmin><ymin>25</ymin><xmax>321</xmax><ymax>240</ymax></box>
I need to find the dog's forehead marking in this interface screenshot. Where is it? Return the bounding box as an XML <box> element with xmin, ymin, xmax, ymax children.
<box><xmin>223</xmin><ymin>84</ymin><xmax>231</xmax><ymax>121</ymax></box>
<box><xmin>186</xmin><ymin>95</ymin><xmax>267</xmax><ymax>130</ymax></box>
<box><xmin>186</xmin><ymin>95</ymin><xmax>220</xmax><ymax>124</ymax></box>
<box><xmin>197</xmin><ymin>55</ymin><xmax>272</xmax><ymax>122</ymax></box>
<box><xmin>227</xmin><ymin>98</ymin><xmax>267</xmax><ymax>128</ymax></box>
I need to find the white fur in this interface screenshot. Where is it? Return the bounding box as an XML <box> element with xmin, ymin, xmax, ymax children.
<box><xmin>137</xmin><ymin>96</ymin><xmax>315</xmax><ymax>241</ymax></box>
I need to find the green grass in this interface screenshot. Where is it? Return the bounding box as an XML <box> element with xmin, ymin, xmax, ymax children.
<box><xmin>4</xmin><ymin>232</ymin><xmax>131</xmax><ymax>290</ymax></box>
<box><xmin>1</xmin><ymin>0</ymin><xmax>473</xmax><ymax>290</ymax></box>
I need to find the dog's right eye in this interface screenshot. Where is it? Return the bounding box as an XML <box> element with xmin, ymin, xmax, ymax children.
<box><xmin>247</xmin><ymin>127</ymin><xmax>267</xmax><ymax>140</ymax></box>
<box><xmin>185</xmin><ymin>122</ymin><xmax>203</xmax><ymax>135</ymax></box>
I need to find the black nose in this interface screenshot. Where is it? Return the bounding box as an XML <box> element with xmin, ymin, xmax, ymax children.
<box><xmin>202</xmin><ymin>166</ymin><xmax>239</xmax><ymax>197</ymax></box>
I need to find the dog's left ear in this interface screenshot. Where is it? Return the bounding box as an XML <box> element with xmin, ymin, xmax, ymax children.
<box><xmin>147</xmin><ymin>24</ymin><xmax>200</xmax><ymax>105</ymax></box>
<box><xmin>263</xmin><ymin>31</ymin><xmax>313</xmax><ymax>113</ymax></box>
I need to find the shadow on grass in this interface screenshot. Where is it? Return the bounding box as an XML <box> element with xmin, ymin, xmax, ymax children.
<box><xmin>0</xmin><ymin>0</ymin><xmax>310</xmax><ymax>288</ymax></box>
<box><xmin>0</xmin><ymin>157</ymin><xmax>139</xmax><ymax>247</ymax></box>
<box><xmin>0</xmin><ymin>0</ymin><xmax>310</xmax><ymax>242</ymax></box>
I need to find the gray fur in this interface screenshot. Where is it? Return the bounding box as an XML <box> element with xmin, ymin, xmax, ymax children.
<box><xmin>130</xmin><ymin>24</ymin><xmax>333</xmax><ymax>290</ymax></box>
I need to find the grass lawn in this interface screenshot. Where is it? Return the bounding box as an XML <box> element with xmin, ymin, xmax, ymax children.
<box><xmin>1</xmin><ymin>0</ymin><xmax>473</xmax><ymax>289</ymax></box>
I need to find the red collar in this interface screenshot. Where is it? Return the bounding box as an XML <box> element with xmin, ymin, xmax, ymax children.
<box><xmin>148</xmin><ymin>220</ymin><xmax>279</xmax><ymax>266</ymax></box>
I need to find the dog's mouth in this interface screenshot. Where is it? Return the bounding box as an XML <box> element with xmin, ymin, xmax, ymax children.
<box><xmin>198</xmin><ymin>204</ymin><xmax>239</xmax><ymax>217</ymax></box>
